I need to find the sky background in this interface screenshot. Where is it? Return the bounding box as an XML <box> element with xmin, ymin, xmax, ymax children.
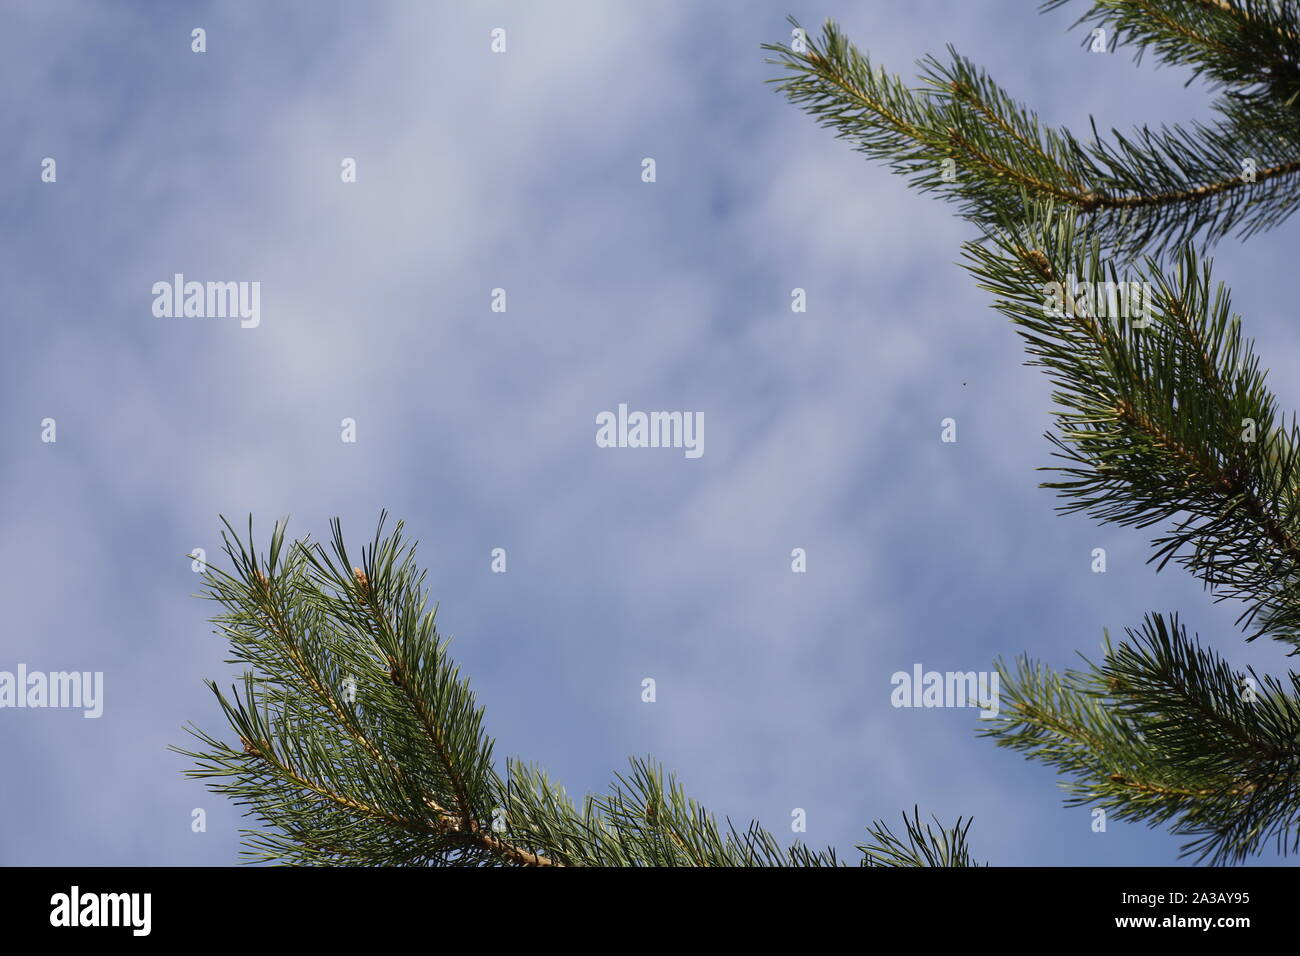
<box><xmin>3</xmin><ymin>0</ymin><xmax>1299</xmax><ymax>867</ymax></box>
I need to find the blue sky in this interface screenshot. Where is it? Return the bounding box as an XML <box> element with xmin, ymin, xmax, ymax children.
<box><xmin>2</xmin><ymin>0</ymin><xmax>1298</xmax><ymax>866</ymax></box>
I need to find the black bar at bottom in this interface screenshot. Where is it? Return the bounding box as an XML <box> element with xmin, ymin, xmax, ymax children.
<box><xmin>5</xmin><ymin>865</ymin><xmax>1278</xmax><ymax>940</ymax></box>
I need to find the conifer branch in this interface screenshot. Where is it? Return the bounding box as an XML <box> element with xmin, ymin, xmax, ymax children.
<box><xmin>1044</xmin><ymin>0</ymin><xmax>1300</xmax><ymax>105</ymax></box>
<box><xmin>769</xmin><ymin>4</ymin><xmax>1300</xmax><ymax>862</ymax></box>
<box><xmin>765</xmin><ymin>13</ymin><xmax>1300</xmax><ymax>258</ymax></box>
<box><xmin>176</xmin><ymin>514</ymin><xmax>980</xmax><ymax>867</ymax></box>
<box><xmin>982</xmin><ymin>613</ymin><xmax>1300</xmax><ymax>863</ymax></box>
<box><xmin>962</xmin><ymin>204</ymin><xmax>1300</xmax><ymax>645</ymax></box>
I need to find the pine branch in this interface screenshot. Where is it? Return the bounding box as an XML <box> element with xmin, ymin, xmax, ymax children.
<box><xmin>764</xmin><ymin>16</ymin><xmax>1300</xmax><ymax>258</ymax></box>
<box><xmin>982</xmin><ymin>613</ymin><xmax>1300</xmax><ymax>863</ymax></box>
<box><xmin>858</xmin><ymin>808</ymin><xmax>982</xmax><ymax>867</ymax></box>
<box><xmin>176</xmin><ymin>514</ymin><xmax>981</xmax><ymax>867</ymax></box>
<box><xmin>961</xmin><ymin>203</ymin><xmax>1300</xmax><ymax>646</ymax></box>
<box><xmin>769</xmin><ymin>7</ymin><xmax>1300</xmax><ymax>862</ymax></box>
<box><xmin>1043</xmin><ymin>0</ymin><xmax>1300</xmax><ymax>109</ymax></box>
